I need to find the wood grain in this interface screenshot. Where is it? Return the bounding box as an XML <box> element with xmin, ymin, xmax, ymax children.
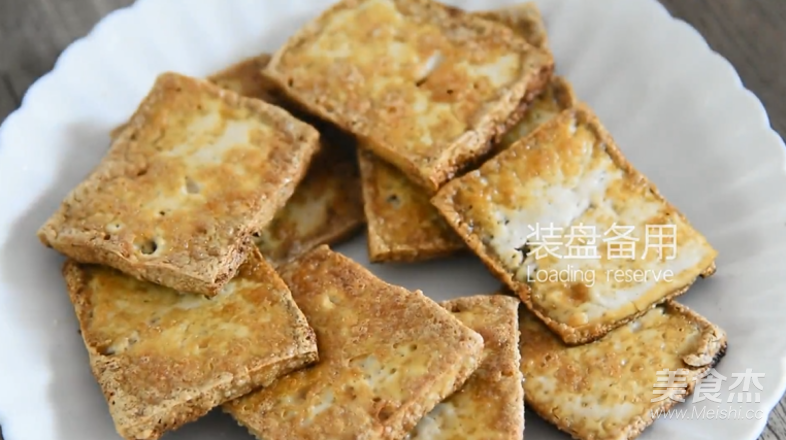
<box><xmin>0</xmin><ymin>0</ymin><xmax>784</xmax><ymax>439</ymax></box>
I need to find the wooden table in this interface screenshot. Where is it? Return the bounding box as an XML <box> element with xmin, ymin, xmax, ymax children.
<box><xmin>0</xmin><ymin>0</ymin><xmax>784</xmax><ymax>439</ymax></box>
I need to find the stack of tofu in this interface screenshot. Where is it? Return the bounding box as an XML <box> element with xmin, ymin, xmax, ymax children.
<box><xmin>37</xmin><ymin>1</ymin><xmax>727</xmax><ymax>439</ymax></box>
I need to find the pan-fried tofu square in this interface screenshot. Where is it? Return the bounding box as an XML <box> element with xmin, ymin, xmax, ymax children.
<box><xmin>209</xmin><ymin>55</ymin><xmax>365</xmax><ymax>266</ymax></box>
<box><xmin>357</xmin><ymin>4</ymin><xmax>563</xmax><ymax>263</ymax></box>
<box><xmin>409</xmin><ymin>295</ymin><xmax>523</xmax><ymax>440</ymax></box>
<box><xmin>359</xmin><ymin>76</ymin><xmax>575</xmax><ymax>263</ymax></box>
<box><xmin>520</xmin><ymin>301</ymin><xmax>726</xmax><ymax>440</ymax></box>
<box><xmin>39</xmin><ymin>72</ymin><xmax>320</xmax><ymax>296</ymax></box>
<box><xmin>265</xmin><ymin>0</ymin><xmax>554</xmax><ymax>192</ymax></box>
<box><xmin>224</xmin><ymin>246</ymin><xmax>484</xmax><ymax>440</ymax></box>
<box><xmin>433</xmin><ymin>105</ymin><xmax>717</xmax><ymax>344</ymax></box>
<box><xmin>63</xmin><ymin>249</ymin><xmax>318</xmax><ymax>440</ymax></box>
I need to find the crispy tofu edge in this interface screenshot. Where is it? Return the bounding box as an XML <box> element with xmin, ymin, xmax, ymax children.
<box><xmin>432</xmin><ymin>104</ymin><xmax>718</xmax><ymax>345</ymax></box>
<box><xmin>521</xmin><ymin>300</ymin><xmax>727</xmax><ymax>440</ymax></box>
<box><xmin>38</xmin><ymin>73</ymin><xmax>322</xmax><ymax>297</ymax></box>
<box><xmin>62</xmin><ymin>250</ymin><xmax>319</xmax><ymax>440</ymax></box>
<box><xmin>264</xmin><ymin>0</ymin><xmax>555</xmax><ymax>193</ymax></box>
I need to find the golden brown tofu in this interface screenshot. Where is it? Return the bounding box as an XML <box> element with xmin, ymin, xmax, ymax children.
<box><xmin>520</xmin><ymin>301</ymin><xmax>726</xmax><ymax>440</ymax></box>
<box><xmin>62</xmin><ymin>249</ymin><xmax>318</xmax><ymax>440</ymax></box>
<box><xmin>359</xmin><ymin>77</ymin><xmax>575</xmax><ymax>263</ymax></box>
<box><xmin>265</xmin><ymin>0</ymin><xmax>554</xmax><ymax>192</ymax></box>
<box><xmin>209</xmin><ymin>55</ymin><xmax>365</xmax><ymax>266</ymax></box>
<box><xmin>39</xmin><ymin>73</ymin><xmax>320</xmax><ymax>296</ymax></box>
<box><xmin>224</xmin><ymin>246</ymin><xmax>484</xmax><ymax>440</ymax></box>
<box><xmin>358</xmin><ymin>4</ymin><xmax>568</xmax><ymax>263</ymax></box>
<box><xmin>409</xmin><ymin>295</ymin><xmax>523</xmax><ymax>440</ymax></box>
<box><xmin>433</xmin><ymin>105</ymin><xmax>717</xmax><ymax>344</ymax></box>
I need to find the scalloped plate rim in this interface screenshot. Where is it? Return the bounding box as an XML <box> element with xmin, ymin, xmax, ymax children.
<box><xmin>0</xmin><ymin>0</ymin><xmax>785</xmax><ymax>439</ymax></box>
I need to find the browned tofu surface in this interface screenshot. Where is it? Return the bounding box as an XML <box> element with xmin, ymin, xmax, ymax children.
<box><xmin>433</xmin><ymin>105</ymin><xmax>717</xmax><ymax>344</ymax></box>
<box><xmin>520</xmin><ymin>301</ymin><xmax>726</xmax><ymax>440</ymax></box>
<box><xmin>39</xmin><ymin>72</ymin><xmax>320</xmax><ymax>296</ymax></box>
<box><xmin>358</xmin><ymin>4</ymin><xmax>567</xmax><ymax>263</ymax></box>
<box><xmin>265</xmin><ymin>0</ymin><xmax>554</xmax><ymax>192</ymax></box>
<box><xmin>225</xmin><ymin>246</ymin><xmax>484</xmax><ymax>440</ymax></box>
<box><xmin>63</xmin><ymin>249</ymin><xmax>317</xmax><ymax>440</ymax></box>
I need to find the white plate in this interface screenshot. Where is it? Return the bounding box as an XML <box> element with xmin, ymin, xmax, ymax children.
<box><xmin>1</xmin><ymin>0</ymin><xmax>786</xmax><ymax>439</ymax></box>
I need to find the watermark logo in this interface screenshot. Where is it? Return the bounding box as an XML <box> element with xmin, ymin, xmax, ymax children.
<box><xmin>652</xmin><ymin>369</ymin><xmax>689</xmax><ymax>403</ymax></box>
<box><xmin>649</xmin><ymin>368</ymin><xmax>767</xmax><ymax>420</ymax></box>
<box><xmin>651</xmin><ymin>368</ymin><xmax>765</xmax><ymax>404</ymax></box>
<box><xmin>651</xmin><ymin>406</ymin><xmax>766</xmax><ymax>421</ymax></box>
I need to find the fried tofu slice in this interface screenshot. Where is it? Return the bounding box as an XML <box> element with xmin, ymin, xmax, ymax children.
<box><xmin>432</xmin><ymin>104</ymin><xmax>718</xmax><ymax>345</ymax></box>
<box><xmin>358</xmin><ymin>4</ymin><xmax>568</xmax><ymax>263</ymax></box>
<box><xmin>359</xmin><ymin>77</ymin><xmax>575</xmax><ymax>262</ymax></box>
<box><xmin>409</xmin><ymin>295</ymin><xmax>523</xmax><ymax>440</ymax></box>
<box><xmin>520</xmin><ymin>301</ymin><xmax>727</xmax><ymax>440</ymax></box>
<box><xmin>224</xmin><ymin>246</ymin><xmax>484</xmax><ymax>440</ymax></box>
<box><xmin>39</xmin><ymin>73</ymin><xmax>320</xmax><ymax>296</ymax></box>
<box><xmin>62</xmin><ymin>249</ymin><xmax>318</xmax><ymax>440</ymax></box>
<box><xmin>209</xmin><ymin>55</ymin><xmax>365</xmax><ymax>266</ymax></box>
<box><xmin>264</xmin><ymin>0</ymin><xmax>554</xmax><ymax>193</ymax></box>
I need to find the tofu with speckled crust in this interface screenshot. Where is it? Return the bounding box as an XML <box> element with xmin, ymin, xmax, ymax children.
<box><xmin>520</xmin><ymin>301</ymin><xmax>726</xmax><ymax>440</ymax></box>
<box><xmin>408</xmin><ymin>295</ymin><xmax>523</xmax><ymax>440</ymax></box>
<box><xmin>62</xmin><ymin>248</ymin><xmax>318</xmax><ymax>440</ymax></box>
<box><xmin>224</xmin><ymin>245</ymin><xmax>484</xmax><ymax>440</ymax></box>
<box><xmin>39</xmin><ymin>72</ymin><xmax>321</xmax><ymax>296</ymax></box>
<box><xmin>433</xmin><ymin>104</ymin><xmax>717</xmax><ymax>345</ymax></box>
<box><xmin>209</xmin><ymin>55</ymin><xmax>365</xmax><ymax>266</ymax></box>
<box><xmin>358</xmin><ymin>3</ymin><xmax>569</xmax><ymax>263</ymax></box>
<box><xmin>264</xmin><ymin>0</ymin><xmax>554</xmax><ymax>193</ymax></box>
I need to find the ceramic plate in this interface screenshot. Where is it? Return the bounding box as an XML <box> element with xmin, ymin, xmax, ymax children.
<box><xmin>1</xmin><ymin>0</ymin><xmax>785</xmax><ymax>439</ymax></box>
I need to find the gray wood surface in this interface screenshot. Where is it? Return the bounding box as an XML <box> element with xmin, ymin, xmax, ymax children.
<box><xmin>0</xmin><ymin>0</ymin><xmax>784</xmax><ymax>439</ymax></box>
